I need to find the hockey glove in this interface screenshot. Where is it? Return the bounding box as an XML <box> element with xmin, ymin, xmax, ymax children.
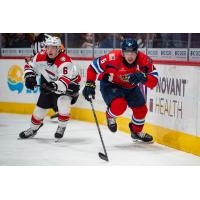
<box><xmin>46</xmin><ymin>82</ymin><xmax>58</xmax><ymax>92</ymax></box>
<box><xmin>24</xmin><ymin>72</ymin><xmax>37</xmax><ymax>90</ymax></box>
<box><xmin>68</xmin><ymin>82</ymin><xmax>80</xmax><ymax>95</ymax></box>
<box><xmin>82</xmin><ymin>81</ymin><xmax>96</xmax><ymax>101</ymax></box>
<box><xmin>102</xmin><ymin>73</ymin><xmax>114</xmax><ymax>82</ymax></box>
<box><xmin>128</xmin><ymin>72</ymin><xmax>147</xmax><ymax>85</ymax></box>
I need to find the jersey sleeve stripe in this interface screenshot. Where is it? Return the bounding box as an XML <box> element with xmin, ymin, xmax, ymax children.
<box><xmin>59</xmin><ymin>76</ymin><xmax>71</xmax><ymax>86</ymax></box>
<box><xmin>70</xmin><ymin>75</ymin><xmax>81</xmax><ymax>83</ymax></box>
<box><xmin>149</xmin><ymin>70</ymin><xmax>159</xmax><ymax>79</ymax></box>
<box><xmin>24</xmin><ymin>69</ymin><xmax>35</xmax><ymax>74</ymax></box>
<box><xmin>91</xmin><ymin>58</ymin><xmax>104</xmax><ymax>73</ymax></box>
<box><xmin>24</xmin><ymin>64</ymin><xmax>32</xmax><ymax>70</ymax></box>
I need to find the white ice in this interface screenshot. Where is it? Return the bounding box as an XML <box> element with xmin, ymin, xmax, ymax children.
<box><xmin>0</xmin><ymin>113</ymin><xmax>200</xmax><ymax>166</ymax></box>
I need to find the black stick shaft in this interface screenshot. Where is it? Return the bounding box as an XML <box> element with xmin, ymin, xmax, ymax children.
<box><xmin>89</xmin><ymin>99</ymin><xmax>109</xmax><ymax>160</ymax></box>
<box><xmin>35</xmin><ymin>84</ymin><xmax>73</xmax><ymax>95</ymax></box>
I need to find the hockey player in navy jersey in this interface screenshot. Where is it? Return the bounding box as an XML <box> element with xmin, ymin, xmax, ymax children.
<box><xmin>82</xmin><ymin>38</ymin><xmax>158</xmax><ymax>142</ymax></box>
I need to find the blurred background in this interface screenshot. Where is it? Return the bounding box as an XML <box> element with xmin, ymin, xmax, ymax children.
<box><xmin>0</xmin><ymin>33</ymin><xmax>200</xmax><ymax>61</ymax></box>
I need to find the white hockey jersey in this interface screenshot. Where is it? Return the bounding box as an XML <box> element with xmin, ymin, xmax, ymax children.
<box><xmin>24</xmin><ymin>50</ymin><xmax>81</xmax><ymax>93</ymax></box>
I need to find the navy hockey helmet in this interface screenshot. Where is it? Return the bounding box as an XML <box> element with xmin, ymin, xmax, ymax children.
<box><xmin>121</xmin><ymin>38</ymin><xmax>138</xmax><ymax>52</ymax></box>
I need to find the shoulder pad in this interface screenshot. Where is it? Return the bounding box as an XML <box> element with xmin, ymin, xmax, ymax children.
<box><xmin>55</xmin><ymin>52</ymin><xmax>72</xmax><ymax>67</ymax></box>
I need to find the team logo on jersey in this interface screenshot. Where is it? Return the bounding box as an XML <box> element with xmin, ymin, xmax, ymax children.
<box><xmin>7</xmin><ymin>65</ymin><xmax>24</xmax><ymax>93</ymax></box>
<box><xmin>119</xmin><ymin>74</ymin><xmax>129</xmax><ymax>82</ymax></box>
<box><xmin>60</xmin><ymin>57</ymin><xmax>66</xmax><ymax>62</ymax></box>
<box><xmin>109</xmin><ymin>53</ymin><xmax>115</xmax><ymax>61</ymax></box>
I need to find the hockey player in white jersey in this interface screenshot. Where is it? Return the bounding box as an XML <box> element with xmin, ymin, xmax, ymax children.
<box><xmin>19</xmin><ymin>36</ymin><xmax>81</xmax><ymax>139</ymax></box>
<box><xmin>26</xmin><ymin>34</ymin><xmax>66</xmax><ymax>119</ymax></box>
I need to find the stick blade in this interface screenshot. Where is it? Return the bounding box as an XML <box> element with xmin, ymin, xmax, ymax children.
<box><xmin>50</xmin><ymin>113</ymin><xmax>59</xmax><ymax>119</ymax></box>
<box><xmin>98</xmin><ymin>152</ymin><xmax>109</xmax><ymax>162</ymax></box>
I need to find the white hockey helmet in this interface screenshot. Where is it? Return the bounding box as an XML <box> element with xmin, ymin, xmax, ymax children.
<box><xmin>45</xmin><ymin>36</ymin><xmax>61</xmax><ymax>47</ymax></box>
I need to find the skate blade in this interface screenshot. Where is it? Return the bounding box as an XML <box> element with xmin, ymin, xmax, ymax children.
<box><xmin>132</xmin><ymin>139</ymin><xmax>154</xmax><ymax>144</ymax></box>
<box><xmin>55</xmin><ymin>138</ymin><xmax>62</xmax><ymax>143</ymax></box>
<box><xmin>17</xmin><ymin>135</ymin><xmax>36</xmax><ymax>140</ymax></box>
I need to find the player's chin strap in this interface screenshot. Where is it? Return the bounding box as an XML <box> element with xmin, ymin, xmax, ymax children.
<box><xmin>35</xmin><ymin>84</ymin><xmax>74</xmax><ymax>96</ymax></box>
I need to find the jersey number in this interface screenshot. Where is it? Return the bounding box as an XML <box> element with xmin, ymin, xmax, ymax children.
<box><xmin>63</xmin><ymin>67</ymin><xmax>68</xmax><ymax>74</ymax></box>
<box><xmin>101</xmin><ymin>58</ymin><xmax>107</xmax><ymax>64</ymax></box>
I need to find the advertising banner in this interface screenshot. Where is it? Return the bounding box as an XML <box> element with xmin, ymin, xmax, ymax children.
<box><xmin>0</xmin><ymin>59</ymin><xmax>39</xmax><ymax>103</ymax></box>
<box><xmin>147</xmin><ymin>48</ymin><xmax>188</xmax><ymax>61</ymax></box>
<box><xmin>189</xmin><ymin>48</ymin><xmax>200</xmax><ymax>61</ymax></box>
<box><xmin>1</xmin><ymin>58</ymin><xmax>200</xmax><ymax>137</ymax></box>
<box><xmin>146</xmin><ymin>64</ymin><xmax>199</xmax><ymax>136</ymax></box>
<box><xmin>1</xmin><ymin>48</ymin><xmax>33</xmax><ymax>56</ymax></box>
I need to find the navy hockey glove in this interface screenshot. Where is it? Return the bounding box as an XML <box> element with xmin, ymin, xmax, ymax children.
<box><xmin>102</xmin><ymin>73</ymin><xmax>114</xmax><ymax>82</ymax></box>
<box><xmin>68</xmin><ymin>82</ymin><xmax>80</xmax><ymax>95</ymax></box>
<box><xmin>24</xmin><ymin>72</ymin><xmax>37</xmax><ymax>90</ymax></box>
<box><xmin>128</xmin><ymin>72</ymin><xmax>147</xmax><ymax>85</ymax></box>
<box><xmin>82</xmin><ymin>81</ymin><xmax>96</xmax><ymax>101</ymax></box>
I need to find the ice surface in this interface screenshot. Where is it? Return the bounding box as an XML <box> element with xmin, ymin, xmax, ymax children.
<box><xmin>0</xmin><ymin>113</ymin><xmax>200</xmax><ymax>166</ymax></box>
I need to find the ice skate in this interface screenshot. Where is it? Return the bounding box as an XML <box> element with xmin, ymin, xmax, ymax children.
<box><xmin>106</xmin><ymin>113</ymin><xmax>117</xmax><ymax>133</ymax></box>
<box><xmin>19</xmin><ymin>123</ymin><xmax>43</xmax><ymax>139</ymax></box>
<box><xmin>129</xmin><ymin>123</ymin><xmax>153</xmax><ymax>143</ymax></box>
<box><xmin>54</xmin><ymin>126</ymin><xmax>66</xmax><ymax>142</ymax></box>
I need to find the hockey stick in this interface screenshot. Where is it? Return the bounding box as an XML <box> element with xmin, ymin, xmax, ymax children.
<box><xmin>50</xmin><ymin>113</ymin><xmax>59</xmax><ymax>119</ymax></box>
<box><xmin>35</xmin><ymin>83</ymin><xmax>73</xmax><ymax>95</ymax></box>
<box><xmin>89</xmin><ymin>98</ymin><xmax>109</xmax><ymax>162</ymax></box>
<box><xmin>36</xmin><ymin>83</ymin><xmax>80</xmax><ymax>120</ymax></box>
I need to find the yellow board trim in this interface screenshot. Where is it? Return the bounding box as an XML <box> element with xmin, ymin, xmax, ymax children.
<box><xmin>1</xmin><ymin>102</ymin><xmax>200</xmax><ymax>156</ymax></box>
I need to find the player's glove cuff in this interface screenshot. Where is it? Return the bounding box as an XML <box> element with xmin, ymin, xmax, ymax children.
<box><xmin>85</xmin><ymin>81</ymin><xmax>96</xmax><ymax>89</ymax></box>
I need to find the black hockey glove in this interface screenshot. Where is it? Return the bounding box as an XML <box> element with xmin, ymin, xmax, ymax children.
<box><xmin>82</xmin><ymin>81</ymin><xmax>96</xmax><ymax>101</ymax></box>
<box><xmin>128</xmin><ymin>72</ymin><xmax>148</xmax><ymax>85</ymax></box>
<box><xmin>46</xmin><ymin>82</ymin><xmax>58</xmax><ymax>92</ymax></box>
<box><xmin>40</xmin><ymin>82</ymin><xmax>58</xmax><ymax>93</ymax></box>
<box><xmin>68</xmin><ymin>82</ymin><xmax>80</xmax><ymax>95</ymax></box>
<box><xmin>24</xmin><ymin>72</ymin><xmax>37</xmax><ymax>90</ymax></box>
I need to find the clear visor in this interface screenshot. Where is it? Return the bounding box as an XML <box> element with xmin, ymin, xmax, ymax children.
<box><xmin>46</xmin><ymin>45</ymin><xmax>59</xmax><ymax>50</ymax></box>
<box><xmin>122</xmin><ymin>50</ymin><xmax>137</xmax><ymax>56</ymax></box>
